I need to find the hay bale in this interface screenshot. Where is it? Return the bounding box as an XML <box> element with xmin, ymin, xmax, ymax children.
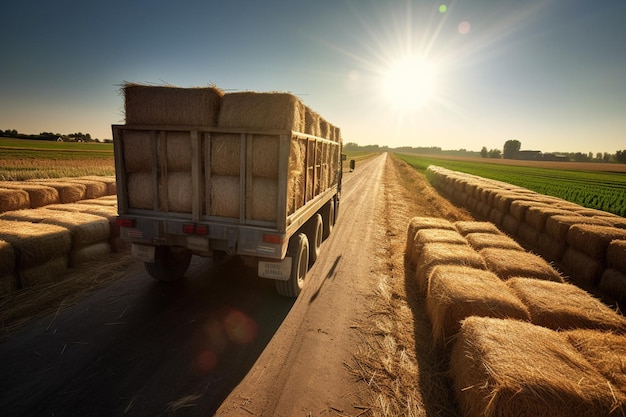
<box><xmin>466</xmin><ymin>232</ymin><xmax>523</xmax><ymax>251</ymax></box>
<box><xmin>492</xmin><ymin>192</ymin><xmax>520</xmax><ymax>213</ymax></box>
<box><xmin>501</xmin><ymin>214</ymin><xmax>520</xmax><ymax>236</ymax></box>
<box><xmin>123</xmin><ymin>83</ymin><xmax>223</xmax><ymax>126</ymax></box>
<box><xmin>127</xmin><ymin>172</ymin><xmax>154</xmax><ymax>210</ymax></box>
<box><xmin>567</xmin><ymin>224</ymin><xmax>626</xmax><ymax>261</ymax></box>
<box><xmin>46</xmin><ymin>203</ymin><xmax>118</xmax><ymax>220</ymax></box>
<box><xmin>594</xmin><ymin>215</ymin><xmax>626</xmax><ymax>229</ymax></box>
<box><xmin>77</xmin><ymin>197</ymin><xmax>118</xmax><ymax>207</ymax></box>
<box><xmin>607</xmin><ymin>240</ymin><xmax>626</xmax><ymax>273</ymax></box>
<box><xmin>545</xmin><ymin>214</ymin><xmax>611</xmax><ymax>243</ymax></box>
<box><xmin>488</xmin><ymin>208</ymin><xmax>505</xmax><ymax>227</ymax></box>
<box><xmin>165</xmin><ymin>131</ymin><xmax>192</xmax><ymax>171</ymax></box>
<box><xmin>517</xmin><ymin>222</ymin><xmax>540</xmax><ymax>245</ymax></box>
<box><xmin>506</xmin><ymin>277</ymin><xmax>626</xmax><ymax>333</ymax></box>
<box><xmin>480</xmin><ymin>247</ymin><xmax>563</xmax><ymax>282</ymax></box>
<box><xmin>0</xmin><ymin>208</ymin><xmax>110</xmax><ymax>249</ymax></box>
<box><xmin>410</xmin><ymin>229</ymin><xmax>468</xmax><ymax>265</ymax></box>
<box><xmin>287</xmin><ymin>140</ymin><xmax>305</xmax><ymax>215</ymax></box>
<box><xmin>123</xmin><ymin>130</ymin><xmax>153</xmax><ymax>173</ymax></box>
<box><xmin>70</xmin><ymin>242</ymin><xmax>111</xmax><ymax>266</ymax></box>
<box><xmin>0</xmin><ymin>219</ymin><xmax>71</xmax><ymax>267</ymax></box>
<box><xmin>599</xmin><ymin>269</ymin><xmax>626</xmax><ymax>305</ymax></box>
<box><xmin>208</xmin><ymin>176</ymin><xmax>239</xmax><ymax>218</ymax></box>
<box><xmin>0</xmin><ymin>240</ymin><xmax>17</xmax><ymax>294</ymax></box>
<box><xmin>0</xmin><ymin>188</ymin><xmax>30</xmax><ymax>213</ymax></box>
<box><xmin>80</xmin><ymin>176</ymin><xmax>117</xmax><ymax>195</ymax></box>
<box><xmin>210</xmin><ymin>133</ymin><xmax>240</xmax><ymax>176</ymax></box>
<box><xmin>525</xmin><ymin>206</ymin><xmax>572</xmax><ymax>232</ymax></box>
<box><xmin>252</xmin><ymin>135</ymin><xmax>279</xmax><ymax>178</ymax></box>
<box><xmin>562</xmin><ymin>329</ymin><xmax>626</xmax><ymax>394</ymax></box>
<box><xmin>19</xmin><ymin>256</ymin><xmax>69</xmax><ymax>288</ymax></box>
<box><xmin>0</xmin><ymin>182</ymin><xmax>60</xmax><ymax>208</ymax></box>
<box><xmin>455</xmin><ymin>221</ymin><xmax>501</xmax><ymax>236</ymax></box>
<box><xmin>536</xmin><ymin>232</ymin><xmax>567</xmax><ymax>262</ymax></box>
<box><xmin>562</xmin><ymin>247</ymin><xmax>604</xmax><ymax>288</ymax></box>
<box><xmin>406</xmin><ymin>217</ymin><xmax>455</xmax><ymax>258</ymax></box>
<box><xmin>251</xmin><ymin>177</ymin><xmax>278</xmax><ymax>221</ymax></box>
<box><xmin>218</xmin><ymin>92</ymin><xmax>306</xmax><ymax>132</ymax></box>
<box><xmin>450</xmin><ymin>316</ymin><xmax>624</xmax><ymax>417</ymax></box>
<box><xmin>167</xmin><ymin>172</ymin><xmax>193</xmax><ymax>213</ymax></box>
<box><xmin>27</xmin><ymin>180</ymin><xmax>86</xmax><ymax>203</ymax></box>
<box><xmin>426</xmin><ymin>265</ymin><xmax>529</xmax><ymax>348</ymax></box>
<box><xmin>60</xmin><ymin>178</ymin><xmax>108</xmax><ymax>199</ymax></box>
<box><xmin>509</xmin><ymin>200</ymin><xmax>539</xmax><ymax>222</ymax></box>
<box><xmin>416</xmin><ymin>243</ymin><xmax>486</xmax><ymax>295</ymax></box>
<box><xmin>305</xmin><ymin>107</ymin><xmax>320</xmax><ymax>136</ymax></box>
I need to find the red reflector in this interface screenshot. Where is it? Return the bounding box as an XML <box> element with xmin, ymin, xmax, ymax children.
<box><xmin>116</xmin><ymin>217</ymin><xmax>136</xmax><ymax>228</ymax></box>
<box><xmin>263</xmin><ymin>234</ymin><xmax>284</xmax><ymax>244</ymax></box>
<box><xmin>195</xmin><ymin>224</ymin><xmax>209</xmax><ymax>235</ymax></box>
<box><xmin>182</xmin><ymin>223</ymin><xmax>195</xmax><ymax>234</ymax></box>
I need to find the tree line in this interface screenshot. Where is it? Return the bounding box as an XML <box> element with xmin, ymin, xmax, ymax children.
<box><xmin>1</xmin><ymin>129</ymin><xmax>98</xmax><ymax>142</ymax></box>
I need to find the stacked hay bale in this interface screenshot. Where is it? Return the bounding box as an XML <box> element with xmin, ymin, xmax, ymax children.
<box><xmin>450</xmin><ymin>316</ymin><xmax>625</xmax><ymax>417</ymax></box>
<box><xmin>1</xmin><ymin>208</ymin><xmax>111</xmax><ymax>267</ymax></box>
<box><xmin>600</xmin><ymin>240</ymin><xmax>626</xmax><ymax>305</ymax></box>
<box><xmin>123</xmin><ymin>84</ymin><xmax>223</xmax><ymax>213</ymax></box>
<box><xmin>480</xmin><ymin>247</ymin><xmax>564</xmax><ymax>282</ymax></box>
<box><xmin>25</xmin><ymin>179</ymin><xmax>86</xmax><ymax>204</ymax></box>
<box><xmin>0</xmin><ymin>188</ymin><xmax>30</xmax><ymax>212</ymax></box>
<box><xmin>0</xmin><ymin>182</ymin><xmax>59</xmax><ymax>210</ymax></box>
<box><xmin>0</xmin><ymin>219</ymin><xmax>71</xmax><ymax>288</ymax></box>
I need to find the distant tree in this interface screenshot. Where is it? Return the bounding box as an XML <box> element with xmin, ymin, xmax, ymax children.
<box><xmin>488</xmin><ymin>148</ymin><xmax>502</xmax><ymax>159</ymax></box>
<box><xmin>480</xmin><ymin>146</ymin><xmax>488</xmax><ymax>158</ymax></box>
<box><xmin>503</xmin><ymin>139</ymin><xmax>521</xmax><ymax>159</ymax></box>
<box><xmin>603</xmin><ymin>153</ymin><xmax>611</xmax><ymax>163</ymax></box>
<box><xmin>616</xmin><ymin>150</ymin><xmax>626</xmax><ymax>164</ymax></box>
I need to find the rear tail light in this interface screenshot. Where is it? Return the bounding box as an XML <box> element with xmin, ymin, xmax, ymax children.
<box><xmin>183</xmin><ymin>223</ymin><xmax>209</xmax><ymax>235</ymax></box>
<box><xmin>182</xmin><ymin>223</ymin><xmax>195</xmax><ymax>234</ymax></box>
<box><xmin>263</xmin><ymin>234</ymin><xmax>284</xmax><ymax>244</ymax></box>
<box><xmin>116</xmin><ymin>217</ymin><xmax>136</xmax><ymax>228</ymax></box>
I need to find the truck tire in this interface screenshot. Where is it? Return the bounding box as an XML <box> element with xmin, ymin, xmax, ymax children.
<box><xmin>276</xmin><ymin>233</ymin><xmax>309</xmax><ymax>297</ymax></box>
<box><xmin>306</xmin><ymin>214</ymin><xmax>323</xmax><ymax>266</ymax></box>
<box><xmin>144</xmin><ymin>245</ymin><xmax>192</xmax><ymax>282</ymax></box>
<box><xmin>321</xmin><ymin>199</ymin><xmax>335</xmax><ymax>239</ymax></box>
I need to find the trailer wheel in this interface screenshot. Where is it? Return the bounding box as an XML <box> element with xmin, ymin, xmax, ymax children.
<box><xmin>306</xmin><ymin>214</ymin><xmax>323</xmax><ymax>266</ymax></box>
<box><xmin>144</xmin><ymin>246</ymin><xmax>192</xmax><ymax>282</ymax></box>
<box><xmin>276</xmin><ymin>233</ymin><xmax>309</xmax><ymax>297</ymax></box>
<box><xmin>321</xmin><ymin>199</ymin><xmax>335</xmax><ymax>239</ymax></box>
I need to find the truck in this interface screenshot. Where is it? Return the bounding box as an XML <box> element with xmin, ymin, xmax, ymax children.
<box><xmin>113</xmin><ymin>86</ymin><xmax>343</xmax><ymax>297</ymax></box>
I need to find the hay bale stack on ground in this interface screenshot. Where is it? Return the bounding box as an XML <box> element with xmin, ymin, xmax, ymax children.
<box><xmin>525</xmin><ymin>206</ymin><xmax>572</xmax><ymax>232</ymax></box>
<box><xmin>480</xmin><ymin>247</ymin><xmax>563</xmax><ymax>282</ymax></box>
<box><xmin>0</xmin><ymin>182</ymin><xmax>59</xmax><ymax>209</ymax></box>
<box><xmin>80</xmin><ymin>176</ymin><xmax>117</xmax><ymax>195</ymax></box>
<box><xmin>426</xmin><ymin>265</ymin><xmax>529</xmax><ymax>348</ymax></box>
<box><xmin>562</xmin><ymin>329</ymin><xmax>626</xmax><ymax>394</ymax></box>
<box><xmin>535</xmin><ymin>232</ymin><xmax>567</xmax><ymax>262</ymax></box>
<box><xmin>506</xmin><ymin>277</ymin><xmax>626</xmax><ymax>333</ymax></box>
<box><xmin>450</xmin><ymin>316</ymin><xmax>625</xmax><ymax>417</ymax></box>
<box><xmin>124</xmin><ymin>83</ymin><xmax>223</xmax><ymax>126</ymax></box>
<box><xmin>562</xmin><ymin>247</ymin><xmax>605</xmax><ymax>289</ymax></box>
<box><xmin>405</xmin><ymin>217</ymin><xmax>456</xmax><ymax>261</ymax></box>
<box><xmin>410</xmin><ymin>228</ymin><xmax>468</xmax><ymax>265</ymax></box>
<box><xmin>0</xmin><ymin>239</ymin><xmax>17</xmax><ymax>294</ymax></box>
<box><xmin>567</xmin><ymin>224</ymin><xmax>626</xmax><ymax>262</ymax></box>
<box><xmin>454</xmin><ymin>221</ymin><xmax>500</xmax><ymax>236</ymax></box>
<box><xmin>57</xmin><ymin>178</ymin><xmax>108</xmax><ymax>200</ymax></box>
<box><xmin>416</xmin><ymin>243</ymin><xmax>487</xmax><ymax>295</ymax></box>
<box><xmin>26</xmin><ymin>180</ymin><xmax>86</xmax><ymax>204</ymax></box>
<box><xmin>77</xmin><ymin>196</ymin><xmax>118</xmax><ymax>207</ymax></box>
<box><xmin>599</xmin><ymin>269</ymin><xmax>626</xmax><ymax>306</ymax></box>
<box><xmin>607</xmin><ymin>239</ymin><xmax>626</xmax><ymax>274</ymax></box>
<box><xmin>0</xmin><ymin>188</ymin><xmax>30</xmax><ymax>213</ymax></box>
<box><xmin>509</xmin><ymin>200</ymin><xmax>541</xmax><ymax>222</ymax></box>
<box><xmin>545</xmin><ymin>215</ymin><xmax>612</xmax><ymax>243</ymax></box>
<box><xmin>465</xmin><ymin>232</ymin><xmax>524</xmax><ymax>251</ymax></box>
<box><xmin>0</xmin><ymin>219</ymin><xmax>71</xmax><ymax>288</ymax></box>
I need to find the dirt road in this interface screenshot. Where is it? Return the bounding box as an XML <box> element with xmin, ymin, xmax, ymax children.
<box><xmin>0</xmin><ymin>154</ymin><xmax>393</xmax><ymax>416</ymax></box>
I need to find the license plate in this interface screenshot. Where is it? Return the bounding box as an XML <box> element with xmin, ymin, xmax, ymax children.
<box><xmin>132</xmin><ymin>244</ymin><xmax>155</xmax><ymax>262</ymax></box>
<box><xmin>258</xmin><ymin>258</ymin><xmax>292</xmax><ymax>281</ymax></box>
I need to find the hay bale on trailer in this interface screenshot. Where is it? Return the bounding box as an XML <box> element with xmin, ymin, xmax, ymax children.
<box><xmin>0</xmin><ymin>182</ymin><xmax>59</xmax><ymax>209</ymax></box>
<box><xmin>164</xmin><ymin>131</ymin><xmax>192</xmax><ymax>171</ymax></box>
<box><xmin>251</xmin><ymin>177</ymin><xmax>278</xmax><ymax>221</ymax></box>
<box><xmin>0</xmin><ymin>188</ymin><xmax>30</xmax><ymax>213</ymax></box>
<box><xmin>218</xmin><ymin>92</ymin><xmax>305</xmax><ymax>131</ymax></box>
<box><xmin>166</xmin><ymin>172</ymin><xmax>193</xmax><ymax>213</ymax></box>
<box><xmin>208</xmin><ymin>176</ymin><xmax>239</xmax><ymax>218</ymax></box>
<box><xmin>123</xmin><ymin>83</ymin><xmax>223</xmax><ymax>126</ymax></box>
<box><xmin>252</xmin><ymin>135</ymin><xmax>280</xmax><ymax>178</ymax></box>
<box><xmin>480</xmin><ymin>247</ymin><xmax>563</xmax><ymax>282</ymax></box>
<box><xmin>450</xmin><ymin>316</ymin><xmax>625</xmax><ymax>417</ymax></box>
<box><xmin>0</xmin><ymin>240</ymin><xmax>17</xmax><ymax>294</ymax></box>
<box><xmin>506</xmin><ymin>277</ymin><xmax>626</xmax><ymax>333</ymax></box>
<box><xmin>567</xmin><ymin>224</ymin><xmax>626</xmax><ymax>262</ymax></box>
<box><xmin>209</xmin><ymin>133</ymin><xmax>240</xmax><ymax>176</ymax></box>
<box><xmin>305</xmin><ymin>107</ymin><xmax>320</xmax><ymax>136</ymax></box>
<box><xmin>405</xmin><ymin>217</ymin><xmax>456</xmax><ymax>261</ymax></box>
<box><xmin>122</xmin><ymin>130</ymin><xmax>153</xmax><ymax>173</ymax></box>
<box><xmin>426</xmin><ymin>265</ymin><xmax>529</xmax><ymax>348</ymax></box>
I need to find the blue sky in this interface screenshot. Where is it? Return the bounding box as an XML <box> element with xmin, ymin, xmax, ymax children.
<box><xmin>1</xmin><ymin>0</ymin><xmax>625</xmax><ymax>153</ymax></box>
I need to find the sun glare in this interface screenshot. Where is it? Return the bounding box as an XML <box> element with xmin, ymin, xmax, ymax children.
<box><xmin>382</xmin><ymin>55</ymin><xmax>436</xmax><ymax>111</ymax></box>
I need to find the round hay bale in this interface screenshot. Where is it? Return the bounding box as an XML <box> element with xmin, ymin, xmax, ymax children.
<box><xmin>426</xmin><ymin>265</ymin><xmax>530</xmax><ymax>348</ymax></box>
<box><xmin>123</xmin><ymin>84</ymin><xmax>223</xmax><ymax>126</ymax></box>
<box><xmin>536</xmin><ymin>232</ymin><xmax>567</xmax><ymax>262</ymax></box>
<box><xmin>18</xmin><ymin>256</ymin><xmax>69</xmax><ymax>288</ymax></box>
<box><xmin>0</xmin><ymin>182</ymin><xmax>59</xmax><ymax>208</ymax></box>
<box><xmin>252</xmin><ymin>135</ymin><xmax>279</xmax><ymax>178</ymax></box>
<box><xmin>406</xmin><ymin>217</ymin><xmax>456</xmax><ymax>257</ymax></box>
<box><xmin>416</xmin><ymin>243</ymin><xmax>487</xmax><ymax>295</ymax></box>
<box><xmin>0</xmin><ymin>219</ymin><xmax>71</xmax><ymax>267</ymax></box>
<box><xmin>208</xmin><ymin>176</ymin><xmax>239</xmax><ymax>218</ymax></box>
<box><xmin>607</xmin><ymin>240</ymin><xmax>626</xmax><ymax>274</ymax></box>
<box><xmin>501</xmin><ymin>214</ymin><xmax>520</xmax><ymax>236</ymax></box>
<box><xmin>465</xmin><ymin>232</ymin><xmax>524</xmax><ymax>251</ymax></box>
<box><xmin>480</xmin><ymin>247</ymin><xmax>563</xmax><ymax>282</ymax></box>
<box><xmin>562</xmin><ymin>329</ymin><xmax>626</xmax><ymax>393</ymax></box>
<box><xmin>562</xmin><ymin>247</ymin><xmax>604</xmax><ymax>288</ymax></box>
<box><xmin>167</xmin><ymin>172</ymin><xmax>192</xmax><ymax>213</ymax></box>
<box><xmin>127</xmin><ymin>172</ymin><xmax>154</xmax><ymax>210</ymax></box>
<box><xmin>166</xmin><ymin>131</ymin><xmax>192</xmax><ymax>171</ymax></box>
<box><xmin>70</xmin><ymin>242</ymin><xmax>111</xmax><ymax>266</ymax></box>
<box><xmin>567</xmin><ymin>224</ymin><xmax>626</xmax><ymax>261</ymax></box>
<box><xmin>545</xmin><ymin>215</ymin><xmax>611</xmax><ymax>243</ymax></box>
<box><xmin>218</xmin><ymin>92</ymin><xmax>306</xmax><ymax>132</ymax></box>
<box><xmin>450</xmin><ymin>316</ymin><xmax>624</xmax><ymax>417</ymax></box>
<box><xmin>123</xmin><ymin>130</ymin><xmax>153</xmax><ymax>173</ymax></box>
<box><xmin>0</xmin><ymin>188</ymin><xmax>30</xmax><ymax>213</ymax></box>
<box><xmin>599</xmin><ymin>268</ymin><xmax>626</xmax><ymax>305</ymax></box>
<box><xmin>251</xmin><ymin>177</ymin><xmax>278</xmax><ymax>221</ymax></box>
<box><xmin>210</xmin><ymin>133</ymin><xmax>240</xmax><ymax>176</ymax></box>
<box><xmin>506</xmin><ymin>277</ymin><xmax>626</xmax><ymax>333</ymax></box>
<box><xmin>410</xmin><ymin>228</ymin><xmax>468</xmax><ymax>265</ymax></box>
<box><xmin>454</xmin><ymin>221</ymin><xmax>501</xmax><ymax>236</ymax></box>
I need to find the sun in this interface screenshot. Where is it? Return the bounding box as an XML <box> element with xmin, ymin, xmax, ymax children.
<box><xmin>382</xmin><ymin>55</ymin><xmax>436</xmax><ymax>111</ymax></box>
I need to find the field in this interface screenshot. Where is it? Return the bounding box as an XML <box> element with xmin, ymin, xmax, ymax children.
<box><xmin>397</xmin><ymin>153</ymin><xmax>626</xmax><ymax>217</ymax></box>
<box><xmin>0</xmin><ymin>138</ymin><xmax>115</xmax><ymax>180</ymax></box>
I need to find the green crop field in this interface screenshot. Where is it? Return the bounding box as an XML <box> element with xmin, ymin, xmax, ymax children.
<box><xmin>397</xmin><ymin>153</ymin><xmax>626</xmax><ymax>217</ymax></box>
